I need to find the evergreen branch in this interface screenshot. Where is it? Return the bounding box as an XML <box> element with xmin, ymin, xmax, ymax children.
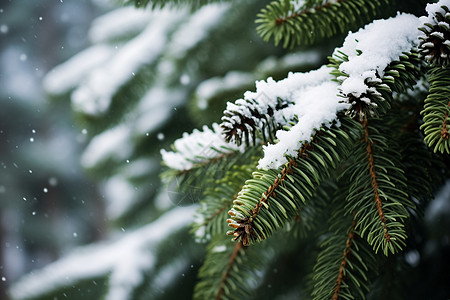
<box><xmin>288</xmin><ymin>179</ymin><xmax>339</xmax><ymax>239</ymax></box>
<box><xmin>221</xmin><ymin>96</ymin><xmax>294</xmax><ymax>147</ymax></box>
<box><xmin>312</xmin><ymin>203</ymin><xmax>378</xmax><ymax>300</ymax></box>
<box><xmin>163</xmin><ymin>146</ymin><xmax>261</xmax><ymax>208</ymax></box>
<box><xmin>332</xmin><ymin>218</ymin><xmax>357</xmax><ymax>300</ymax></box>
<box><xmin>228</xmin><ymin>157</ymin><xmax>301</xmax><ymax>246</ymax></box>
<box><xmin>313</xmin><ymin>229</ymin><xmax>377</xmax><ymax>300</ymax></box>
<box><xmin>361</xmin><ymin>118</ymin><xmax>390</xmax><ymax>242</ymax></box>
<box><xmin>161</xmin><ymin>123</ymin><xmax>262</xmax><ymax>201</ymax></box>
<box><xmin>345</xmin><ymin>118</ymin><xmax>412</xmax><ymax>255</ymax></box>
<box><xmin>382</xmin><ymin>51</ymin><xmax>423</xmax><ymax>94</ymax></box>
<box><xmin>215</xmin><ymin>241</ymin><xmax>244</xmax><ymax>300</ymax></box>
<box><xmin>420</xmin><ymin>66</ymin><xmax>450</xmax><ymax>154</ymax></box>
<box><xmin>161</xmin><ymin>123</ymin><xmax>245</xmax><ymax>172</ymax></box>
<box><xmin>329</xmin><ymin>50</ymin><xmax>422</xmax><ymax>121</ymax></box>
<box><xmin>193</xmin><ymin>161</ymin><xmax>258</xmax><ymax>242</ymax></box>
<box><xmin>418</xmin><ymin>1</ymin><xmax>450</xmax><ymax>66</ymax></box>
<box><xmin>256</xmin><ymin>0</ymin><xmax>390</xmax><ymax>48</ymax></box>
<box><xmin>227</xmin><ymin>117</ymin><xmax>360</xmax><ymax>246</ymax></box>
<box><xmin>274</xmin><ymin>0</ymin><xmax>345</xmax><ymax>26</ymax></box>
<box><xmin>442</xmin><ymin>104</ymin><xmax>450</xmax><ymax>138</ymax></box>
<box><xmin>194</xmin><ymin>235</ymin><xmax>274</xmax><ymax>300</ymax></box>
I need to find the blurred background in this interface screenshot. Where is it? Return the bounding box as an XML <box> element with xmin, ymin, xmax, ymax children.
<box><xmin>0</xmin><ymin>0</ymin><xmax>111</xmax><ymax>298</ymax></box>
<box><xmin>1</xmin><ymin>1</ymin><xmax>449</xmax><ymax>299</ymax></box>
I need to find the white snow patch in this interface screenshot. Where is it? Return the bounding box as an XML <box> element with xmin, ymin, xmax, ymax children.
<box><xmin>81</xmin><ymin>125</ymin><xmax>132</xmax><ymax>169</ymax></box>
<box><xmin>290</xmin><ymin>0</ymin><xmax>306</xmax><ymax>11</ymax></box>
<box><xmin>258</xmin><ymin>80</ymin><xmax>348</xmax><ymax>169</ymax></box>
<box><xmin>71</xmin><ymin>9</ymin><xmax>186</xmax><ymax>116</ymax></box>
<box><xmin>224</xmin><ymin>65</ymin><xmax>342</xmax><ymax>169</ymax></box>
<box><xmin>102</xmin><ymin>159</ymin><xmax>158</xmax><ymax>219</ymax></box>
<box><xmin>167</xmin><ymin>3</ymin><xmax>230</xmax><ymax>58</ymax></box>
<box><xmin>196</xmin><ymin>71</ymin><xmax>254</xmax><ymax>110</ymax></box>
<box><xmin>102</xmin><ymin>176</ymin><xmax>137</xmax><ymax>219</ymax></box>
<box><xmin>9</xmin><ymin>206</ymin><xmax>197</xmax><ymax>300</ymax></box>
<box><xmin>161</xmin><ymin>123</ymin><xmax>244</xmax><ymax>171</ymax></box>
<box><xmin>134</xmin><ymin>86</ymin><xmax>186</xmax><ymax>135</ymax></box>
<box><xmin>212</xmin><ymin>245</ymin><xmax>227</xmax><ymax>253</ymax></box>
<box><xmin>43</xmin><ymin>45</ymin><xmax>114</xmax><ymax>95</ymax></box>
<box><xmin>336</xmin><ymin>14</ymin><xmax>421</xmax><ymax>98</ymax></box>
<box><xmin>420</xmin><ymin>0</ymin><xmax>450</xmax><ymax>26</ymax></box>
<box><xmin>419</xmin><ymin>0</ymin><xmax>450</xmax><ymax>49</ymax></box>
<box><xmin>258</xmin><ymin>15</ymin><xmax>421</xmax><ymax>169</ymax></box>
<box><xmin>88</xmin><ymin>6</ymin><xmax>153</xmax><ymax>43</ymax></box>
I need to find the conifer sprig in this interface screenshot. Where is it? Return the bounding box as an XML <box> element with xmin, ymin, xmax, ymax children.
<box><xmin>329</xmin><ymin>50</ymin><xmax>422</xmax><ymax>121</ymax></box>
<box><xmin>221</xmin><ymin>96</ymin><xmax>293</xmax><ymax>147</ymax></box>
<box><xmin>227</xmin><ymin>118</ymin><xmax>360</xmax><ymax>246</ymax></box>
<box><xmin>345</xmin><ymin>118</ymin><xmax>412</xmax><ymax>255</ymax></box>
<box><xmin>418</xmin><ymin>2</ymin><xmax>450</xmax><ymax>66</ymax></box>
<box><xmin>420</xmin><ymin>66</ymin><xmax>450</xmax><ymax>153</ymax></box>
<box><xmin>256</xmin><ymin>0</ymin><xmax>389</xmax><ymax>48</ymax></box>
<box><xmin>312</xmin><ymin>216</ymin><xmax>377</xmax><ymax>300</ymax></box>
<box><xmin>194</xmin><ymin>235</ymin><xmax>274</xmax><ymax>300</ymax></box>
<box><xmin>193</xmin><ymin>161</ymin><xmax>258</xmax><ymax>242</ymax></box>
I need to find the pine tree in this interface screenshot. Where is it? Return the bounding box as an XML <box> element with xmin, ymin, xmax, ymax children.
<box><xmin>10</xmin><ymin>0</ymin><xmax>450</xmax><ymax>300</ymax></box>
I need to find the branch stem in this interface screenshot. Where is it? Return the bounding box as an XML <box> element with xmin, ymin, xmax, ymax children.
<box><xmin>215</xmin><ymin>242</ymin><xmax>244</xmax><ymax>300</ymax></box>
<box><xmin>333</xmin><ymin>218</ymin><xmax>357</xmax><ymax>300</ymax></box>
<box><xmin>362</xmin><ymin>118</ymin><xmax>390</xmax><ymax>242</ymax></box>
<box><xmin>440</xmin><ymin>100</ymin><xmax>450</xmax><ymax>140</ymax></box>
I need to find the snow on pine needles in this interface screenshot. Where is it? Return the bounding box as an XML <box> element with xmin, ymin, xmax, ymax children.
<box><xmin>163</xmin><ymin>13</ymin><xmax>424</xmax><ymax>171</ymax></box>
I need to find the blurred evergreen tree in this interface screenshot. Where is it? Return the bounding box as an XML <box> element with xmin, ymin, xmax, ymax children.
<box><xmin>0</xmin><ymin>1</ymin><xmax>106</xmax><ymax>299</ymax></box>
<box><xmin>9</xmin><ymin>0</ymin><xmax>450</xmax><ymax>300</ymax></box>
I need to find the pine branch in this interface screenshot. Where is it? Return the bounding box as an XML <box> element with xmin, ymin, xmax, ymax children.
<box><xmin>221</xmin><ymin>96</ymin><xmax>294</xmax><ymax>147</ymax></box>
<box><xmin>332</xmin><ymin>218</ymin><xmax>357</xmax><ymax>300</ymax></box>
<box><xmin>361</xmin><ymin>118</ymin><xmax>390</xmax><ymax>242</ymax></box>
<box><xmin>161</xmin><ymin>123</ymin><xmax>245</xmax><ymax>171</ymax></box>
<box><xmin>193</xmin><ymin>161</ymin><xmax>257</xmax><ymax>242</ymax></box>
<box><xmin>256</xmin><ymin>0</ymin><xmax>390</xmax><ymax>48</ymax></box>
<box><xmin>312</xmin><ymin>199</ymin><xmax>378</xmax><ymax>300</ymax></box>
<box><xmin>161</xmin><ymin>124</ymin><xmax>262</xmax><ymax>200</ymax></box>
<box><xmin>418</xmin><ymin>1</ymin><xmax>450</xmax><ymax>67</ymax></box>
<box><xmin>288</xmin><ymin>179</ymin><xmax>339</xmax><ymax>239</ymax></box>
<box><xmin>227</xmin><ymin>117</ymin><xmax>361</xmax><ymax>246</ymax></box>
<box><xmin>397</xmin><ymin>107</ymin><xmax>447</xmax><ymax>207</ymax></box>
<box><xmin>313</xmin><ymin>227</ymin><xmax>377</xmax><ymax>300</ymax></box>
<box><xmin>215</xmin><ymin>241</ymin><xmax>243</xmax><ymax>300</ymax></box>
<box><xmin>220</xmin><ymin>65</ymin><xmax>343</xmax><ymax>170</ymax></box>
<box><xmin>193</xmin><ymin>235</ymin><xmax>274</xmax><ymax>300</ymax></box>
<box><xmin>329</xmin><ymin>49</ymin><xmax>422</xmax><ymax>121</ymax></box>
<box><xmin>420</xmin><ymin>66</ymin><xmax>450</xmax><ymax>154</ymax></box>
<box><xmin>345</xmin><ymin>117</ymin><xmax>413</xmax><ymax>255</ymax></box>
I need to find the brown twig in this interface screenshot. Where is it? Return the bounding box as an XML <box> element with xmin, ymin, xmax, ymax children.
<box><xmin>333</xmin><ymin>218</ymin><xmax>357</xmax><ymax>300</ymax></box>
<box><xmin>215</xmin><ymin>242</ymin><xmax>244</xmax><ymax>300</ymax></box>
<box><xmin>440</xmin><ymin>100</ymin><xmax>450</xmax><ymax>140</ymax></box>
<box><xmin>362</xmin><ymin>118</ymin><xmax>390</xmax><ymax>242</ymax></box>
<box><xmin>229</xmin><ymin>143</ymin><xmax>312</xmax><ymax>246</ymax></box>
